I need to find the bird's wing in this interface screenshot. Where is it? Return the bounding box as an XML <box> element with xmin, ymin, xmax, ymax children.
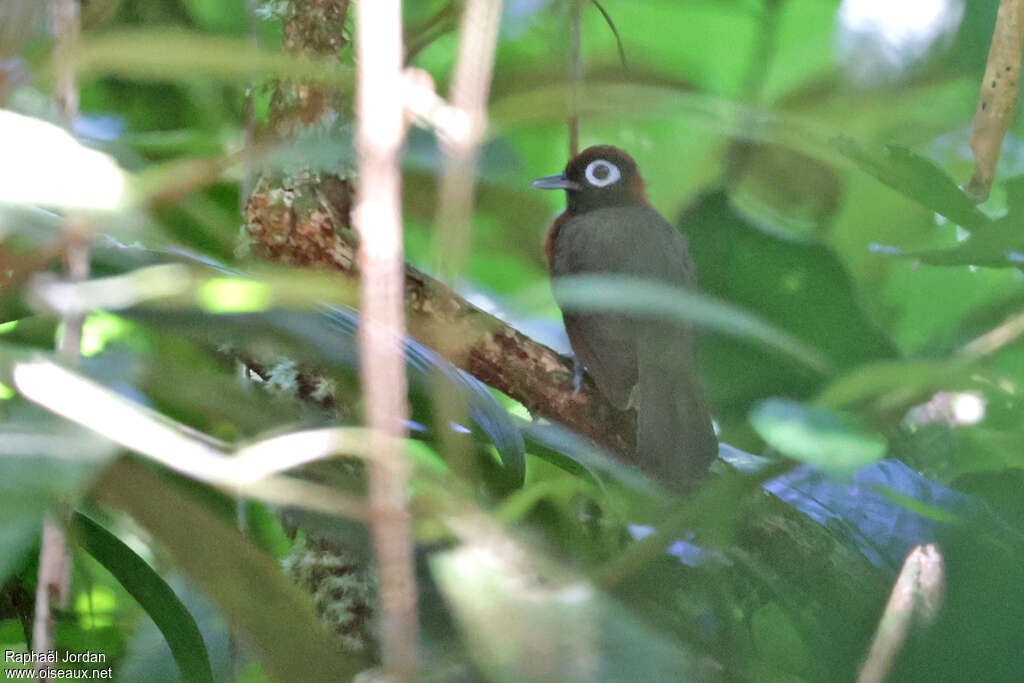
<box><xmin>550</xmin><ymin>206</ymin><xmax>695</xmax><ymax>407</ymax></box>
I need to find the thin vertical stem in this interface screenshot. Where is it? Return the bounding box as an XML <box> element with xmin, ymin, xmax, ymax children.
<box><xmin>568</xmin><ymin>0</ymin><xmax>583</xmax><ymax>157</ymax></box>
<box><xmin>353</xmin><ymin>0</ymin><xmax>418</xmax><ymax>679</ymax></box>
<box><xmin>436</xmin><ymin>0</ymin><xmax>503</xmax><ymax>282</ymax></box>
<box><xmin>51</xmin><ymin>0</ymin><xmax>79</xmax><ymax>127</ymax></box>
<box><xmin>35</xmin><ymin>0</ymin><xmax>82</xmax><ymax>672</ymax></box>
<box><xmin>433</xmin><ymin>0</ymin><xmax>504</xmax><ymax>477</ymax></box>
<box><xmin>59</xmin><ymin>230</ymin><xmax>89</xmax><ymax>359</ymax></box>
<box><xmin>32</xmin><ymin>518</ymin><xmax>71</xmax><ymax>673</ymax></box>
<box><xmin>51</xmin><ymin>0</ymin><xmax>88</xmax><ymax>358</ymax></box>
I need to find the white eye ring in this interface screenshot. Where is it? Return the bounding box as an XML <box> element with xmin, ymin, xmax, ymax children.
<box><xmin>584</xmin><ymin>160</ymin><xmax>621</xmax><ymax>187</ymax></box>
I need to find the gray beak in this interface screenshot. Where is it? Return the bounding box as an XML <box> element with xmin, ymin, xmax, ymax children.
<box><xmin>531</xmin><ymin>174</ymin><xmax>581</xmax><ymax>191</ymax></box>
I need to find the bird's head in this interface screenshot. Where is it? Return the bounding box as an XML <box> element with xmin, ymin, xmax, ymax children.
<box><xmin>531</xmin><ymin>145</ymin><xmax>649</xmax><ymax>214</ymax></box>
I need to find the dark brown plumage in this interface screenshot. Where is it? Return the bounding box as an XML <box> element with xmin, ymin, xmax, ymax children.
<box><xmin>533</xmin><ymin>145</ymin><xmax>717</xmax><ymax>492</ymax></box>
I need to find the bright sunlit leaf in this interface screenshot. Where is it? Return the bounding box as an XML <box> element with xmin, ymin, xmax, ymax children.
<box><xmin>81</xmin><ymin>312</ymin><xmax>136</xmax><ymax>357</ymax></box>
<box><xmin>0</xmin><ymin>110</ymin><xmax>128</xmax><ymax>210</ymax></box>
<box><xmin>31</xmin><ymin>264</ymin><xmax>193</xmax><ymax>316</ymax></box>
<box><xmin>76</xmin><ymin>585</ymin><xmax>117</xmax><ymax>629</ymax></box>
<box><xmin>198</xmin><ymin>278</ymin><xmax>273</xmax><ymax>313</ymax></box>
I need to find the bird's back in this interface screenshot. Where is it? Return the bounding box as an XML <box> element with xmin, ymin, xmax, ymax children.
<box><xmin>549</xmin><ymin>205</ymin><xmax>716</xmax><ymax>490</ymax></box>
<box><xmin>550</xmin><ymin>205</ymin><xmax>695</xmax><ymax>287</ymax></box>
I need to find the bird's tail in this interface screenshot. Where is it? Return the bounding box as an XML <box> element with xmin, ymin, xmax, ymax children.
<box><xmin>634</xmin><ymin>351</ymin><xmax>718</xmax><ymax>494</ymax></box>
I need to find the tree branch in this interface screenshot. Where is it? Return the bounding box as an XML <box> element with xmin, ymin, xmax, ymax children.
<box><xmin>245</xmin><ymin>0</ymin><xmax>634</xmax><ymax>463</ymax></box>
<box><xmin>244</xmin><ymin>188</ymin><xmax>635</xmax><ymax>458</ymax></box>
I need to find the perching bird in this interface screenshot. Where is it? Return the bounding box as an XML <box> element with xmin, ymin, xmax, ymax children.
<box><xmin>532</xmin><ymin>145</ymin><xmax>717</xmax><ymax>493</ymax></box>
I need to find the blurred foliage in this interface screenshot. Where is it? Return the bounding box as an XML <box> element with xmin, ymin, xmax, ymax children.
<box><xmin>2</xmin><ymin>0</ymin><xmax>1024</xmax><ymax>680</ymax></box>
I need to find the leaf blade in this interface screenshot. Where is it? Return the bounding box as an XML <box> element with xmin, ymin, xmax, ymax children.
<box><xmin>74</xmin><ymin>512</ymin><xmax>215</xmax><ymax>683</ymax></box>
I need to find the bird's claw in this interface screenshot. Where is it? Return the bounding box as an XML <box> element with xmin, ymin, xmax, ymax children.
<box><xmin>572</xmin><ymin>357</ymin><xmax>584</xmax><ymax>393</ymax></box>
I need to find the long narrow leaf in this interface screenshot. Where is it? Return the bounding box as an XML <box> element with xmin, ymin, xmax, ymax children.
<box><xmin>489</xmin><ymin>83</ymin><xmax>843</xmax><ymax>164</ymax></box>
<box><xmin>550</xmin><ymin>274</ymin><xmax>830</xmax><ymax>373</ymax></box>
<box><xmin>834</xmin><ymin>138</ymin><xmax>990</xmax><ymax>232</ymax></box>
<box><xmin>93</xmin><ymin>459</ymin><xmax>368</xmax><ymax>682</ymax></box>
<box><xmin>74</xmin><ymin>512</ymin><xmax>215</xmax><ymax>683</ymax></box>
<box><xmin>71</xmin><ymin>29</ymin><xmax>353</xmax><ymax>89</ymax></box>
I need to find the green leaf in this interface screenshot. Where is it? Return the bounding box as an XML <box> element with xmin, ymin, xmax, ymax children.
<box><xmin>93</xmin><ymin>459</ymin><xmax>369</xmax><ymax>682</ymax></box>
<box><xmin>870</xmin><ymin>486</ymin><xmax>961</xmax><ymax>524</ymax></box>
<box><xmin>431</xmin><ymin>540</ymin><xmax>713</xmax><ymax>682</ymax></box>
<box><xmin>117</xmin><ymin>576</ymin><xmax>239</xmax><ymax>682</ymax></box>
<box><xmin>0</xmin><ymin>408</ymin><xmax>113</xmax><ymax>581</ymax></box>
<box><xmin>0</xmin><ymin>204</ymin><xmax>65</xmax><ymax>244</ymax></box>
<box><xmin>29</xmin><ymin>263</ymin><xmax>361</xmax><ymax>316</ymax></box>
<box><xmin>549</xmin><ymin>274</ymin><xmax>831</xmax><ymax>373</ymax></box>
<box><xmin>515</xmin><ymin>418</ymin><xmax>660</xmax><ymax>496</ymax></box>
<box><xmin>243</xmin><ymin>502</ymin><xmax>293</xmax><ymax>561</ymax></box>
<box><xmin>120</xmin><ymin>306</ymin><xmax>525</xmax><ymax>483</ymax></box>
<box><xmin>888</xmin><ymin>218</ymin><xmax>1024</xmax><ymax>268</ymax></box>
<box><xmin>489</xmin><ymin>83</ymin><xmax>843</xmax><ymax>164</ymax></box>
<box><xmin>834</xmin><ymin>138</ymin><xmax>990</xmax><ymax>232</ymax></box>
<box><xmin>78</xmin><ymin>244</ymin><xmax>526</xmax><ymax>483</ymax></box>
<box><xmin>72</xmin><ymin>29</ymin><xmax>353</xmax><ymax>89</ymax></box>
<box><xmin>751</xmin><ymin>602</ymin><xmax>812</xmax><ymax>677</ymax></box>
<box><xmin>684</xmin><ymin>190</ymin><xmax>896</xmax><ymax>414</ymax></box>
<box><xmin>749</xmin><ymin>398</ymin><xmax>887</xmax><ymax>471</ymax></box>
<box><xmin>180</xmin><ymin>0</ymin><xmax>249</xmax><ymax>33</ymax></box>
<box><xmin>74</xmin><ymin>512</ymin><xmax>215</xmax><ymax>683</ymax></box>
<box><xmin>815</xmin><ymin>359</ymin><xmax>975</xmax><ymax>410</ymax></box>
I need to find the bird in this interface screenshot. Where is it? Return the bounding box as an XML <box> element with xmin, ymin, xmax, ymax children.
<box><xmin>532</xmin><ymin>145</ymin><xmax>717</xmax><ymax>493</ymax></box>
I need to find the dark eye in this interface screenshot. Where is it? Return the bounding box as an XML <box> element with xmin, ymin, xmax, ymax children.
<box><xmin>584</xmin><ymin>160</ymin><xmax>621</xmax><ymax>187</ymax></box>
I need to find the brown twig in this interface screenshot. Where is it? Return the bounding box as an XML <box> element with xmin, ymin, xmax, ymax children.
<box><xmin>52</xmin><ymin>0</ymin><xmax>88</xmax><ymax>361</ymax></box>
<box><xmin>32</xmin><ymin>518</ymin><xmax>71</xmax><ymax>670</ymax></box>
<box><xmin>590</xmin><ymin>0</ymin><xmax>627</xmax><ymax>73</ymax></box>
<box><xmin>959</xmin><ymin>308</ymin><xmax>1024</xmax><ymax>359</ymax></box>
<box><xmin>858</xmin><ymin>544</ymin><xmax>946</xmax><ymax>683</ymax></box>
<box><xmin>568</xmin><ymin>0</ymin><xmax>583</xmax><ymax>157</ymax></box>
<box><xmin>33</xmin><ymin>0</ymin><xmax>81</xmax><ymax>671</ymax></box>
<box><xmin>353</xmin><ymin>0</ymin><xmax>418</xmax><ymax>678</ymax></box>
<box><xmin>50</xmin><ymin>0</ymin><xmax>79</xmax><ymax>127</ymax></box>
<box><xmin>966</xmin><ymin>0</ymin><xmax>1024</xmax><ymax>203</ymax></box>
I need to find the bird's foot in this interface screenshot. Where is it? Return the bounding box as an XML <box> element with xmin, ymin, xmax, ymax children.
<box><xmin>572</xmin><ymin>357</ymin><xmax>584</xmax><ymax>393</ymax></box>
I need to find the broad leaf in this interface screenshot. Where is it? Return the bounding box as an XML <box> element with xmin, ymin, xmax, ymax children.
<box><xmin>750</xmin><ymin>398</ymin><xmax>887</xmax><ymax>471</ymax></box>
